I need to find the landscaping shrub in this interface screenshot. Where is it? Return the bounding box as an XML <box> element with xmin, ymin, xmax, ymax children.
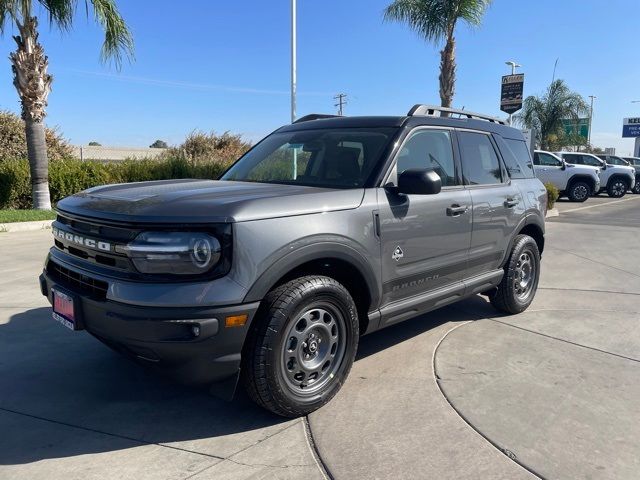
<box><xmin>0</xmin><ymin>157</ymin><xmax>234</xmax><ymax>209</ymax></box>
<box><xmin>544</xmin><ymin>182</ymin><xmax>559</xmax><ymax>211</ymax></box>
<box><xmin>0</xmin><ymin>110</ymin><xmax>74</xmax><ymax>162</ymax></box>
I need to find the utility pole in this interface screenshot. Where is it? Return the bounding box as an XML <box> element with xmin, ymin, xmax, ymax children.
<box><xmin>334</xmin><ymin>93</ymin><xmax>347</xmax><ymax>116</ymax></box>
<box><xmin>504</xmin><ymin>61</ymin><xmax>521</xmax><ymax>126</ymax></box>
<box><xmin>588</xmin><ymin>95</ymin><xmax>596</xmax><ymax>145</ymax></box>
<box><xmin>290</xmin><ymin>0</ymin><xmax>297</xmax><ymax>123</ymax></box>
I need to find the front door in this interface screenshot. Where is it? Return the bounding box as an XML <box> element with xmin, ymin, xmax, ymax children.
<box><xmin>533</xmin><ymin>151</ymin><xmax>566</xmax><ymax>189</ymax></box>
<box><xmin>377</xmin><ymin>128</ymin><xmax>472</xmax><ymax>307</ymax></box>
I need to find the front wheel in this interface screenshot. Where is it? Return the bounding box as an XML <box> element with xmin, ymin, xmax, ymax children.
<box><xmin>567</xmin><ymin>181</ymin><xmax>590</xmax><ymax>202</ymax></box>
<box><xmin>633</xmin><ymin>179</ymin><xmax>640</xmax><ymax>194</ymax></box>
<box><xmin>490</xmin><ymin>235</ymin><xmax>541</xmax><ymax>314</ymax></box>
<box><xmin>242</xmin><ymin>276</ymin><xmax>359</xmax><ymax>417</ymax></box>
<box><xmin>607</xmin><ymin>178</ymin><xmax>628</xmax><ymax>198</ymax></box>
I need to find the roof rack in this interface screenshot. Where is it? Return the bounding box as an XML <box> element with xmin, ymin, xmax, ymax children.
<box><xmin>408</xmin><ymin>105</ymin><xmax>507</xmax><ymax>125</ymax></box>
<box><xmin>293</xmin><ymin>114</ymin><xmax>341</xmax><ymax>124</ymax></box>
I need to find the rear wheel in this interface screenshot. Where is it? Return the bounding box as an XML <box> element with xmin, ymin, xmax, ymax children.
<box><xmin>490</xmin><ymin>235</ymin><xmax>540</xmax><ymax>314</ymax></box>
<box><xmin>567</xmin><ymin>181</ymin><xmax>590</xmax><ymax>202</ymax></box>
<box><xmin>607</xmin><ymin>178</ymin><xmax>628</xmax><ymax>198</ymax></box>
<box><xmin>633</xmin><ymin>178</ymin><xmax>640</xmax><ymax>194</ymax></box>
<box><xmin>242</xmin><ymin>276</ymin><xmax>358</xmax><ymax>417</ymax></box>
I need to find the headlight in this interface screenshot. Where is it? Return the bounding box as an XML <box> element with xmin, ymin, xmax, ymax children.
<box><xmin>119</xmin><ymin>232</ymin><xmax>221</xmax><ymax>275</ymax></box>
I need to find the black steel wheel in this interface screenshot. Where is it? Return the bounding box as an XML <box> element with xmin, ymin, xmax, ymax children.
<box><xmin>242</xmin><ymin>276</ymin><xmax>358</xmax><ymax>417</ymax></box>
<box><xmin>490</xmin><ymin>235</ymin><xmax>541</xmax><ymax>314</ymax></box>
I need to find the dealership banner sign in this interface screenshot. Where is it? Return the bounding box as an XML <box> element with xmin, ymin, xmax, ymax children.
<box><xmin>500</xmin><ymin>74</ymin><xmax>524</xmax><ymax>114</ymax></box>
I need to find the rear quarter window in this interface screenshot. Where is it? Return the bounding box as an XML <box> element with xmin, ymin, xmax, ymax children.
<box><xmin>495</xmin><ymin>136</ymin><xmax>535</xmax><ymax>179</ymax></box>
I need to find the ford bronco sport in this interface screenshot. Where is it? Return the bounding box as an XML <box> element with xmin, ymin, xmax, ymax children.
<box><xmin>40</xmin><ymin>105</ymin><xmax>546</xmax><ymax>417</ymax></box>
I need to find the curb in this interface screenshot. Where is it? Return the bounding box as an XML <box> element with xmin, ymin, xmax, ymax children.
<box><xmin>545</xmin><ymin>208</ymin><xmax>559</xmax><ymax>218</ymax></box>
<box><xmin>0</xmin><ymin>220</ymin><xmax>53</xmax><ymax>233</ymax></box>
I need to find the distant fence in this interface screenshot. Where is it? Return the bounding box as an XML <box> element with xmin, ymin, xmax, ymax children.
<box><xmin>72</xmin><ymin>146</ymin><xmax>168</xmax><ymax>161</ymax></box>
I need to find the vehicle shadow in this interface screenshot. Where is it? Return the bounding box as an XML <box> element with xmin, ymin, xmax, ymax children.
<box><xmin>0</xmin><ymin>297</ymin><xmax>490</xmax><ymax>465</ymax></box>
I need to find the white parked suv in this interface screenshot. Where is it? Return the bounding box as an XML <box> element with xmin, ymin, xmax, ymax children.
<box><xmin>554</xmin><ymin>151</ymin><xmax>636</xmax><ymax>198</ymax></box>
<box><xmin>533</xmin><ymin>150</ymin><xmax>600</xmax><ymax>202</ymax></box>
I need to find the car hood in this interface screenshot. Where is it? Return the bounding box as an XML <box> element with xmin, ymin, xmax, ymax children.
<box><xmin>566</xmin><ymin>164</ymin><xmax>599</xmax><ymax>174</ymax></box>
<box><xmin>56</xmin><ymin>179</ymin><xmax>365</xmax><ymax>223</ymax></box>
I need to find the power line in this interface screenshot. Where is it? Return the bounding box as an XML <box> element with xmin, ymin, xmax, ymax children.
<box><xmin>334</xmin><ymin>93</ymin><xmax>347</xmax><ymax>116</ymax></box>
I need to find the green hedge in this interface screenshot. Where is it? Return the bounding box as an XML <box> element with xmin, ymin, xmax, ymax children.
<box><xmin>0</xmin><ymin>158</ymin><xmax>232</xmax><ymax>209</ymax></box>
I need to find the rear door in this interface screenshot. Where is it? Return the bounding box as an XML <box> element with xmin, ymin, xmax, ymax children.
<box><xmin>457</xmin><ymin>130</ymin><xmax>524</xmax><ymax>278</ymax></box>
<box><xmin>377</xmin><ymin>127</ymin><xmax>472</xmax><ymax>306</ymax></box>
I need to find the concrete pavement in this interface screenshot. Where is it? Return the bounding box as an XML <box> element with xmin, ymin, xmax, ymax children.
<box><xmin>1</xmin><ymin>195</ymin><xmax>640</xmax><ymax>479</ymax></box>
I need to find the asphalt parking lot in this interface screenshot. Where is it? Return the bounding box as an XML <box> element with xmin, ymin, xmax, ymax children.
<box><xmin>2</xmin><ymin>194</ymin><xmax>640</xmax><ymax>480</ymax></box>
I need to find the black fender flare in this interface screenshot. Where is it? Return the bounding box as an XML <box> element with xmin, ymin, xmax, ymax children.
<box><xmin>501</xmin><ymin>213</ymin><xmax>545</xmax><ymax>267</ymax></box>
<box><xmin>243</xmin><ymin>241</ymin><xmax>381</xmax><ymax>309</ymax></box>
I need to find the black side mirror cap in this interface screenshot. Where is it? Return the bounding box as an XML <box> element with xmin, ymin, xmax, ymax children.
<box><xmin>396</xmin><ymin>168</ymin><xmax>442</xmax><ymax>195</ymax></box>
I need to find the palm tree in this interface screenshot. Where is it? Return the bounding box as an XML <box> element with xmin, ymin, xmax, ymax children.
<box><xmin>516</xmin><ymin>80</ymin><xmax>589</xmax><ymax>151</ymax></box>
<box><xmin>384</xmin><ymin>0</ymin><xmax>492</xmax><ymax>111</ymax></box>
<box><xmin>0</xmin><ymin>0</ymin><xmax>133</xmax><ymax>210</ymax></box>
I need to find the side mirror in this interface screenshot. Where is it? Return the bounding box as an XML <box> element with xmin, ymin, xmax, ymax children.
<box><xmin>561</xmin><ymin>160</ymin><xmax>566</xmax><ymax>170</ymax></box>
<box><xmin>396</xmin><ymin>168</ymin><xmax>442</xmax><ymax>195</ymax></box>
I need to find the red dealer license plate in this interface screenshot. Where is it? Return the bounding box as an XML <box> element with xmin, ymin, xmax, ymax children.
<box><xmin>52</xmin><ymin>289</ymin><xmax>81</xmax><ymax>331</ymax></box>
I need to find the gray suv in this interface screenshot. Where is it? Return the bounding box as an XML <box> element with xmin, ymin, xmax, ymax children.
<box><xmin>39</xmin><ymin>105</ymin><xmax>546</xmax><ymax>417</ymax></box>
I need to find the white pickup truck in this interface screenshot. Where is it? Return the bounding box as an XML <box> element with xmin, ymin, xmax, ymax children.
<box><xmin>533</xmin><ymin>150</ymin><xmax>600</xmax><ymax>202</ymax></box>
<box><xmin>554</xmin><ymin>151</ymin><xmax>636</xmax><ymax>198</ymax></box>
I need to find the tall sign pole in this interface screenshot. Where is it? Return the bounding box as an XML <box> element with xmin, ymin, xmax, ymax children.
<box><xmin>291</xmin><ymin>0</ymin><xmax>297</xmax><ymax>123</ymax></box>
<box><xmin>588</xmin><ymin>95</ymin><xmax>596</xmax><ymax>145</ymax></box>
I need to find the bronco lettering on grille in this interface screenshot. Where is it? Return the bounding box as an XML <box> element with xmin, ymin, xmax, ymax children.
<box><xmin>52</xmin><ymin>227</ymin><xmax>112</xmax><ymax>252</ymax></box>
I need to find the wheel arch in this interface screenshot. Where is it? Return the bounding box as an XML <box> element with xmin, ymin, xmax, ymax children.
<box><xmin>607</xmin><ymin>173</ymin><xmax>630</xmax><ymax>188</ymax></box>
<box><xmin>502</xmin><ymin>216</ymin><xmax>545</xmax><ymax>267</ymax></box>
<box><xmin>567</xmin><ymin>174</ymin><xmax>597</xmax><ymax>192</ymax></box>
<box><xmin>243</xmin><ymin>243</ymin><xmax>380</xmax><ymax>335</ymax></box>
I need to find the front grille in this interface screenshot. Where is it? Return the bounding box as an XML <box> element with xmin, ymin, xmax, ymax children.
<box><xmin>47</xmin><ymin>261</ymin><xmax>109</xmax><ymax>300</ymax></box>
<box><xmin>53</xmin><ymin>213</ymin><xmax>135</xmax><ymax>272</ymax></box>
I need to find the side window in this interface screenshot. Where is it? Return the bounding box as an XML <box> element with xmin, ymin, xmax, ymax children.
<box><xmin>458</xmin><ymin>132</ymin><xmax>503</xmax><ymax>185</ymax></box>
<box><xmin>538</xmin><ymin>153</ymin><xmax>562</xmax><ymax>167</ymax></box>
<box><xmin>533</xmin><ymin>152</ymin><xmax>541</xmax><ymax>165</ymax></box>
<box><xmin>581</xmin><ymin>155</ymin><xmax>601</xmax><ymax>167</ymax></box>
<box><xmin>396</xmin><ymin>129</ymin><xmax>457</xmax><ymax>186</ymax></box>
<box><xmin>565</xmin><ymin>154</ymin><xmax>581</xmax><ymax>165</ymax></box>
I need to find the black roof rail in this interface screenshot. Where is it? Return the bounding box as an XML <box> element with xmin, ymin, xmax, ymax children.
<box><xmin>293</xmin><ymin>114</ymin><xmax>341</xmax><ymax>124</ymax></box>
<box><xmin>408</xmin><ymin>105</ymin><xmax>507</xmax><ymax>125</ymax></box>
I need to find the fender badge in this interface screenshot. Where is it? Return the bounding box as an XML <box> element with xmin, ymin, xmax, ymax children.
<box><xmin>392</xmin><ymin>246</ymin><xmax>404</xmax><ymax>262</ymax></box>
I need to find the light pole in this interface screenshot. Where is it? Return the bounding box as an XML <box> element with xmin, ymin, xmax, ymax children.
<box><xmin>291</xmin><ymin>0</ymin><xmax>297</xmax><ymax>124</ymax></box>
<box><xmin>588</xmin><ymin>95</ymin><xmax>596</xmax><ymax>145</ymax></box>
<box><xmin>505</xmin><ymin>61</ymin><xmax>521</xmax><ymax>126</ymax></box>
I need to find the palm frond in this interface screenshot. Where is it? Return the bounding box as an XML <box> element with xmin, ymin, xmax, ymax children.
<box><xmin>88</xmin><ymin>0</ymin><xmax>134</xmax><ymax>67</ymax></box>
<box><xmin>384</xmin><ymin>0</ymin><xmax>491</xmax><ymax>42</ymax></box>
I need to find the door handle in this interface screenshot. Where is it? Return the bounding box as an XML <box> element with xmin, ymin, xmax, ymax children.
<box><xmin>446</xmin><ymin>204</ymin><xmax>468</xmax><ymax>216</ymax></box>
<box><xmin>504</xmin><ymin>197</ymin><xmax>519</xmax><ymax>208</ymax></box>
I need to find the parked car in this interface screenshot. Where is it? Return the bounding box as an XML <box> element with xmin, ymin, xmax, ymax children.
<box><xmin>533</xmin><ymin>150</ymin><xmax>599</xmax><ymax>202</ymax></box>
<box><xmin>40</xmin><ymin>105</ymin><xmax>546</xmax><ymax>417</ymax></box>
<box><xmin>554</xmin><ymin>152</ymin><xmax>636</xmax><ymax>198</ymax></box>
<box><xmin>621</xmin><ymin>156</ymin><xmax>640</xmax><ymax>194</ymax></box>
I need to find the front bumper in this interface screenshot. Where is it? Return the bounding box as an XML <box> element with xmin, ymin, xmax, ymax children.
<box><xmin>39</xmin><ymin>260</ymin><xmax>260</xmax><ymax>396</ymax></box>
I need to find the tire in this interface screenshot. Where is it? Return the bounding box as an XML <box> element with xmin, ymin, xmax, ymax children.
<box><xmin>633</xmin><ymin>178</ymin><xmax>640</xmax><ymax>194</ymax></box>
<box><xmin>490</xmin><ymin>235</ymin><xmax>541</xmax><ymax>314</ymax></box>
<box><xmin>242</xmin><ymin>276</ymin><xmax>359</xmax><ymax>417</ymax></box>
<box><xmin>567</xmin><ymin>181</ymin><xmax>590</xmax><ymax>202</ymax></box>
<box><xmin>607</xmin><ymin>177</ymin><xmax>628</xmax><ymax>198</ymax></box>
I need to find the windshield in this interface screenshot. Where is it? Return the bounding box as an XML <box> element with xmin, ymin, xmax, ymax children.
<box><xmin>221</xmin><ymin>128</ymin><xmax>397</xmax><ymax>188</ymax></box>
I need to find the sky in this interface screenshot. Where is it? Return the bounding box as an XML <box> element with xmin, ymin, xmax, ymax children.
<box><xmin>0</xmin><ymin>0</ymin><xmax>638</xmax><ymax>154</ymax></box>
